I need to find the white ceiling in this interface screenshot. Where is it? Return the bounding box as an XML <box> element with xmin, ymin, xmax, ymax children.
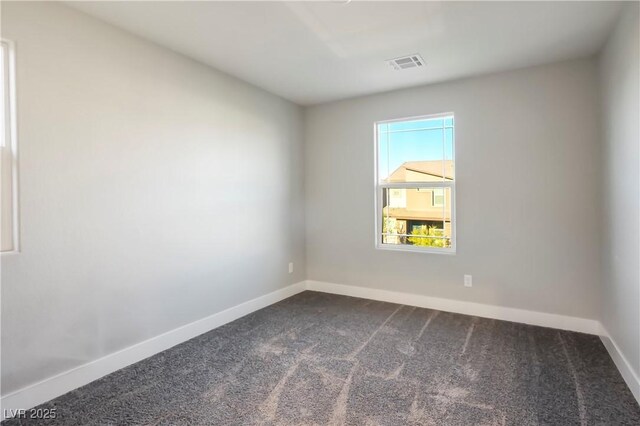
<box><xmin>68</xmin><ymin>1</ymin><xmax>623</xmax><ymax>106</ymax></box>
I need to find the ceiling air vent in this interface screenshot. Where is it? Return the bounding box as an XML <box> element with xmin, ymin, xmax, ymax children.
<box><xmin>387</xmin><ymin>54</ymin><xmax>425</xmax><ymax>70</ymax></box>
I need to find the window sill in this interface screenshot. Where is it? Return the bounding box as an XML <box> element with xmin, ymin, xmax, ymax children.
<box><xmin>375</xmin><ymin>243</ymin><xmax>456</xmax><ymax>255</ymax></box>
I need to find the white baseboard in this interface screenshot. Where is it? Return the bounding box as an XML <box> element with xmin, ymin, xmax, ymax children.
<box><xmin>304</xmin><ymin>280</ymin><xmax>601</xmax><ymax>335</ymax></box>
<box><xmin>3</xmin><ymin>279</ymin><xmax>636</xmax><ymax>419</ymax></box>
<box><xmin>307</xmin><ymin>280</ymin><xmax>640</xmax><ymax>403</ymax></box>
<box><xmin>599</xmin><ymin>326</ymin><xmax>640</xmax><ymax>404</ymax></box>
<box><xmin>0</xmin><ymin>281</ymin><xmax>306</xmax><ymax>419</ymax></box>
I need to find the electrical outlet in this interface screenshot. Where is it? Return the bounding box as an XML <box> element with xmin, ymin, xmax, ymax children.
<box><xmin>288</xmin><ymin>262</ymin><xmax>294</xmax><ymax>274</ymax></box>
<box><xmin>464</xmin><ymin>275</ymin><xmax>472</xmax><ymax>287</ymax></box>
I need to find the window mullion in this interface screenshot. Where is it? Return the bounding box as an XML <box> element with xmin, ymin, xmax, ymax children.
<box><xmin>379</xmin><ymin>181</ymin><xmax>454</xmax><ymax>189</ymax></box>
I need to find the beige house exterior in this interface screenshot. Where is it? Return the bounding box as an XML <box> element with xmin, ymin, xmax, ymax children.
<box><xmin>382</xmin><ymin>161</ymin><xmax>453</xmax><ymax>245</ymax></box>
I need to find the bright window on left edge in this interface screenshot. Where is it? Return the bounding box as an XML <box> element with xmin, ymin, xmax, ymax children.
<box><xmin>375</xmin><ymin>114</ymin><xmax>455</xmax><ymax>253</ymax></box>
<box><xmin>1</xmin><ymin>39</ymin><xmax>18</xmax><ymax>253</ymax></box>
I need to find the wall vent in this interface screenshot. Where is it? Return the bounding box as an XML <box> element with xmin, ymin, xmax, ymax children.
<box><xmin>387</xmin><ymin>54</ymin><xmax>425</xmax><ymax>70</ymax></box>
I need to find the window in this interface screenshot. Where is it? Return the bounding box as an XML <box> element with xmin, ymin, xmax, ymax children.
<box><xmin>1</xmin><ymin>39</ymin><xmax>18</xmax><ymax>253</ymax></box>
<box><xmin>375</xmin><ymin>113</ymin><xmax>455</xmax><ymax>253</ymax></box>
<box><xmin>431</xmin><ymin>188</ymin><xmax>445</xmax><ymax>207</ymax></box>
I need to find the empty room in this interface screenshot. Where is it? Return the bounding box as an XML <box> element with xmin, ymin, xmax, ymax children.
<box><xmin>1</xmin><ymin>1</ymin><xmax>639</xmax><ymax>424</ymax></box>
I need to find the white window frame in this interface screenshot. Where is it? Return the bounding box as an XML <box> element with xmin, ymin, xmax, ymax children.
<box><xmin>374</xmin><ymin>112</ymin><xmax>456</xmax><ymax>255</ymax></box>
<box><xmin>1</xmin><ymin>39</ymin><xmax>20</xmax><ymax>254</ymax></box>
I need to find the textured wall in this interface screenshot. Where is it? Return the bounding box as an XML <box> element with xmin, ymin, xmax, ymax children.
<box><xmin>305</xmin><ymin>58</ymin><xmax>602</xmax><ymax>320</ymax></box>
<box><xmin>598</xmin><ymin>3</ymin><xmax>640</xmax><ymax>382</ymax></box>
<box><xmin>0</xmin><ymin>1</ymin><xmax>305</xmax><ymax>394</ymax></box>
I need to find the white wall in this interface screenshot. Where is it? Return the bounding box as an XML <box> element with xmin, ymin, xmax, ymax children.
<box><xmin>305</xmin><ymin>58</ymin><xmax>602</xmax><ymax>320</ymax></box>
<box><xmin>0</xmin><ymin>1</ymin><xmax>305</xmax><ymax>395</ymax></box>
<box><xmin>598</xmin><ymin>2</ymin><xmax>640</xmax><ymax>384</ymax></box>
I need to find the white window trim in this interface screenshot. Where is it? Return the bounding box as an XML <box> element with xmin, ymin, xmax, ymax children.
<box><xmin>374</xmin><ymin>112</ymin><xmax>456</xmax><ymax>255</ymax></box>
<box><xmin>1</xmin><ymin>38</ymin><xmax>20</xmax><ymax>255</ymax></box>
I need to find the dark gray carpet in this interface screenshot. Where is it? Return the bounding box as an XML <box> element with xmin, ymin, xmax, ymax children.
<box><xmin>4</xmin><ymin>291</ymin><xmax>639</xmax><ymax>425</ymax></box>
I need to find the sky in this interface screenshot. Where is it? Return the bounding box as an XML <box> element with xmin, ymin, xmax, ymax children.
<box><xmin>378</xmin><ymin>116</ymin><xmax>454</xmax><ymax>180</ymax></box>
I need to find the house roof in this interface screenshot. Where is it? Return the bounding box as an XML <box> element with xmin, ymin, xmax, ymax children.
<box><xmin>386</xmin><ymin>160</ymin><xmax>454</xmax><ymax>182</ymax></box>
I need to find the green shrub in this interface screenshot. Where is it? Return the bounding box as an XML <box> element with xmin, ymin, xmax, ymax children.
<box><xmin>408</xmin><ymin>225</ymin><xmax>448</xmax><ymax>248</ymax></box>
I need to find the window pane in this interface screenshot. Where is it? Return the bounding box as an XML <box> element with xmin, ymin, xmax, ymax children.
<box><xmin>1</xmin><ymin>43</ymin><xmax>5</xmax><ymax>148</ymax></box>
<box><xmin>381</xmin><ymin>187</ymin><xmax>452</xmax><ymax>248</ymax></box>
<box><xmin>1</xmin><ymin>41</ymin><xmax>15</xmax><ymax>252</ymax></box>
<box><xmin>378</xmin><ymin>115</ymin><xmax>454</xmax><ymax>183</ymax></box>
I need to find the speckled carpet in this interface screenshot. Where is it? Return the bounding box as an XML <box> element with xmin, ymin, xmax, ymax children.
<box><xmin>4</xmin><ymin>291</ymin><xmax>640</xmax><ymax>425</ymax></box>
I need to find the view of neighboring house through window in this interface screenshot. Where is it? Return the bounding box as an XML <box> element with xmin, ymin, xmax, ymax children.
<box><xmin>375</xmin><ymin>114</ymin><xmax>455</xmax><ymax>252</ymax></box>
<box><xmin>1</xmin><ymin>39</ymin><xmax>18</xmax><ymax>253</ymax></box>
